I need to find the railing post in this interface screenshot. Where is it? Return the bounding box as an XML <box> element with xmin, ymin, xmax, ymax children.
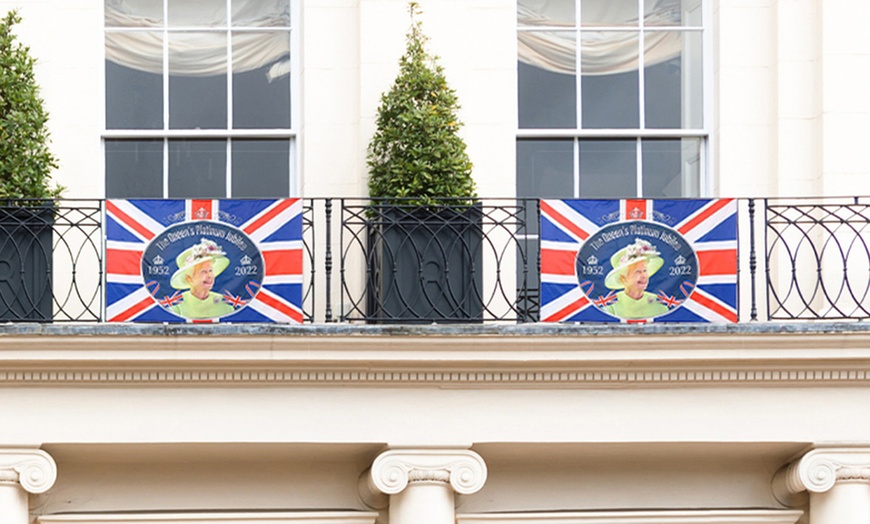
<box><xmin>521</xmin><ymin>198</ymin><xmax>530</xmax><ymax>323</ymax></box>
<box><xmin>536</xmin><ymin>199</ymin><xmax>541</xmax><ymax>322</ymax></box>
<box><xmin>339</xmin><ymin>198</ymin><xmax>347</xmax><ymax>323</ymax></box>
<box><xmin>324</xmin><ymin>198</ymin><xmax>333</xmax><ymax>323</ymax></box>
<box><xmin>748</xmin><ymin>198</ymin><xmax>757</xmax><ymax>321</ymax></box>
<box><xmin>763</xmin><ymin>198</ymin><xmax>772</xmax><ymax>321</ymax></box>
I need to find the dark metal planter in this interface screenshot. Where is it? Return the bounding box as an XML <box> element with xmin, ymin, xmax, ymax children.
<box><xmin>366</xmin><ymin>204</ymin><xmax>483</xmax><ymax>323</ymax></box>
<box><xmin>0</xmin><ymin>204</ymin><xmax>53</xmax><ymax>321</ymax></box>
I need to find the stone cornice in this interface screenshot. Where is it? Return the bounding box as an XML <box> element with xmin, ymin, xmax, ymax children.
<box><xmin>1</xmin><ymin>327</ymin><xmax>870</xmax><ymax>387</ymax></box>
<box><xmin>0</xmin><ymin>449</ymin><xmax>57</xmax><ymax>493</ymax></box>
<box><xmin>38</xmin><ymin>512</ymin><xmax>379</xmax><ymax>524</ymax></box>
<box><xmin>456</xmin><ymin>509</ymin><xmax>804</xmax><ymax>524</ymax></box>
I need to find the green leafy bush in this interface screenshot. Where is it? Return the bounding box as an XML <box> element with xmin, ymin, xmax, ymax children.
<box><xmin>0</xmin><ymin>10</ymin><xmax>62</xmax><ymax>200</ymax></box>
<box><xmin>366</xmin><ymin>2</ymin><xmax>476</xmax><ymax>207</ymax></box>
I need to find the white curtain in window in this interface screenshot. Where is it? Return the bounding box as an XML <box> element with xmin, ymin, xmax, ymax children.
<box><xmin>105</xmin><ymin>0</ymin><xmax>291</xmax><ymax>80</ymax></box>
<box><xmin>518</xmin><ymin>0</ymin><xmax>683</xmax><ymax>75</ymax></box>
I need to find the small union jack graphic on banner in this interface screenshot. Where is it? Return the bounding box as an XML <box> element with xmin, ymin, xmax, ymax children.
<box><xmin>540</xmin><ymin>199</ymin><xmax>738</xmax><ymax>323</ymax></box>
<box><xmin>106</xmin><ymin>199</ymin><xmax>304</xmax><ymax>323</ymax></box>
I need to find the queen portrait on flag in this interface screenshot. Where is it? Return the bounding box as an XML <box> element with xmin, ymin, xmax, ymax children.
<box><xmin>603</xmin><ymin>238</ymin><xmax>670</xmax><ymax>320</ymax></box>
<box><xmin>168</xmin><ymin>238</ymin><xmax>236</xmax><ymax>319</ymax></box>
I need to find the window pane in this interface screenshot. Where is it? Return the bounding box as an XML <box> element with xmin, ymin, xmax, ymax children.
<box><xmin>645</xmin><ymin>0</ymin><xmax>702</xmax><ymax>27</ymax></box>
<box><xmin>515</xmin><ymin>138</ymin><xmax>573</xmax><ymax>317</ymax></box>
<box><xmin>581</xmin><ymin>0</ymin><xmax>638</xmax><ymax>26</ymax></box>
<box><xmin>683</xmin><ymin>31</ymin><xmax>703</xmax><ymax>128</ymax></box>
<box><xmin>644</xmin><ymin>56</ymin><xmax>680</xmax><ymax>129</ymax></box>
<box><xmin>642</xmin><ymin>138</ymin><xmax>700</xmax><ymax>197</ymax></box>
<box><xmin>169</xmin><ymin>33</ymin><xmax>227</xmax><ymax>130</ymax></box>
<box><xmin>168</xmin><ymin>139</ymin><xmax>226</xmax><ymax>198</ymax></box>
<box><xmin>518</xmin><ymin>31</ymin><xmax>577</xmax><ymax>129</ymax></box>
<box><xmin>105</xmin><ymin>56</ymin><xmax>163</xmax><ymax>130</ymax></box>
<box><xmin>105</xmin><ymin>1</ymin><xmax>163</xmax><ymax>27</ymax></box>
<box><xmin>231</xmin><ymin>140</ymin><xmax>290</xmax><ymax>197</ymax></box>
<box><xmin>516</xmin><ymin>139</ymin><xmax>574</xmax><ymax>198</ymax></box>
<box><xmin>234</xmin><ymin>0</ymin><xmax>291</xmax><ymax>26</ymax></box>
<box><xmin>233</xmin><ymin>32</ymin><xmax>291</xmax><ymax>129</ymax></box>
<box><xmin>578</xmin><ymin>139</ymin><xmax>636</xmax><ymax>198</ymax></box>
<box><xmin>580</xmin><ymin>32</ymin><xmax>639</xmax><ymax>129</ymax></box>
<box><xmin>168</xmin><ymin>0</ymin><xmax>226</xmax><ymax>27</ymax></box>
<box><xmin>105</xmin><ymin>140</ymin><xmax>164</xmax><ymax>198</ymax></box>
<box><xmin>644</xmin><ymin>32</ymin><xmax>702</xmax><ymax>129</ymax></box>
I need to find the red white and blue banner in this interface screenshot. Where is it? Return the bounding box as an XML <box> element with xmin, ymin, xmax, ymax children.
<box><xmin>540</xmin><ymin>199</ymin><xmax>738</xmax><ymax>323</ymax></box>
<box><xmin>106</xmin><ymin>199</ymin><xmax>303</xmax><ymax>323</ymax></box>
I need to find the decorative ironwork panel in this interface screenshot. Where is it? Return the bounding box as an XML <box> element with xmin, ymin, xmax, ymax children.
<box><xmin>0</xmin><ymin>200</ymin><xmax>102</xmax><ymax>322</ymax></box>
<box><xmin>340</xmin><ymin>199</ymin><xmax>538</xmax><ymax>323</ymax></box>
<box><xmin>766</xmin><ymin>198</ymin><xmax>870</xmax><ymax>320</ymax></box>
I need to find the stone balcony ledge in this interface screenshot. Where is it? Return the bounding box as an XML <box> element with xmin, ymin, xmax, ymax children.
<box><xmin>0</xmin><ymin>321</ymin><xmax>868</xmax><ymax>338</ymax></box>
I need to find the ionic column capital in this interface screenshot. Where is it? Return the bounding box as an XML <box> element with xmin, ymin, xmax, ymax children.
<box><xmin>0</xmin><ymin>449</ymin><xmax>57</xmax><ymax>494</ymax></box>
<box><xmin>774</xmin><ymin>448</ymin><xmax>870</xmax><ymax>505</ymax></box>
<box><xmin>369</xmin><ymin>449</ymin><xmax>487</xmax><ymax>496</ymax></box>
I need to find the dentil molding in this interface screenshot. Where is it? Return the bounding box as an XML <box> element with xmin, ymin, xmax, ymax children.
<box><xmin>0</xmin><ymin>449</ymin><xmax>57</xmax><ymax>493</ymax></box>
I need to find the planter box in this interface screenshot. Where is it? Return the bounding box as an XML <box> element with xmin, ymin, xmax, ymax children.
<box><xmin>366</xmin><ymin>205</ymin><xmax>483</xmax><ymax>323</ymax></box>
<box><xmin>0</xmin><ymin>205</ymin><xmax>53</xmax><ymax>321</ymax></box>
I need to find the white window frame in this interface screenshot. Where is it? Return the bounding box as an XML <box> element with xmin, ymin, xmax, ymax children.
<box><xmin>516</xmin><ymin>0</ymin><xmax>714</xmax><ymax>198</ymax></box>
<box><xmin>101</xmin><ymin>0</ymin><xmax>301</xmax><ymax>198</ymax></box>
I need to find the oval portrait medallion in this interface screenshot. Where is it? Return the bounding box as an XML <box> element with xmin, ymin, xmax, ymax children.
<box><xmin>575</xmin><ymin>221</ymin><xmax>698</xmax><ymax>320</ymax></box>
<box><xmin>141</xmin><ymin>221</ymin><xmax>264</xmax><ymax>320</ymax></box>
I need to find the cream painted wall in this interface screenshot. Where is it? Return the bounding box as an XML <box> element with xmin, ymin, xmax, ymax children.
<box><xmin>716</xmin><ymin>0</ymin><xmax>870</xmax><ymax>198</ymax></box>
<box><xmin>301</xmin><ymin>0</ymin><xmax>363</xmax><ymax>197</ymax></box>
<box><xmin>2</xmin><ymin>385</ymin><xmax>869</xmax><ymax>446</ymax></box>
<box><xmin>819</xmin><ymin>0</ymin><xmax>870</xmax><ymax>197</ymax></box>
<box><xmin>714</xmin><ymin>0</ymin><xmax>777</xmax><ymax>197</ymax></box>
<box><xmin>351</xmin><ymin>0</ymin><xmax>517</xmax><ymax>199</ymax></box>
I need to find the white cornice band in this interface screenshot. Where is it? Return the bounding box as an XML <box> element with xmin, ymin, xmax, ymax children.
<box><xmin>3</xmin><ymin>331</ymin><xmax>870</xmax><ymax>388</ymax></box>
<box><xmin>456</xmin><ymin>509</ymin><xmax>804</xmax><ymax>524</ymax></box>
<box><xmin>37</xmin><ymin>512</ymin><xmax>379</xmax><ymax>524</ymax></box>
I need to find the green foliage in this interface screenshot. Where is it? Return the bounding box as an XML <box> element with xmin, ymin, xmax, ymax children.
<box><xmin>366</xmin><ymin>2</ymin><xmax>476</xmax><ymax>207</ymax></box>
<box><xmin>0</xmin><ymin>10</ymin><xmax>62</xmax><ymax>201</ymax></box>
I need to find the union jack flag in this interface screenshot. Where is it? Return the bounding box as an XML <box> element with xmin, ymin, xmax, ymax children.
<box><xmin>593</xmin><ymin>290</ymin><xmax>618</xmax><ymax>308</ymax></box>
<box><xmin>655</xmin><ymin>291</ymin><xmax>681</xmax><ymax>309</ymax></box>
<box><xmin>221</xmin><ymin>291</ymin><xmax>248</xmax><ymax>309</ymax></box>
<box><xmin>159</xmin><ymin>290</ymin><xmax>184</xmax><ymax>308</ymax></box>
<box><xmin>540</xmin><ymin>199</ymin><xmax>738</xmax><ymax>323</ymax></box>
<box><xmin>106</xmin><ymin>199</ymin><xmax>304</xmax><ymax>323</ymax></box>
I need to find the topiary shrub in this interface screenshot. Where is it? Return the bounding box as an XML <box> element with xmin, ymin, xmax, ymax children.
<box><xmin>366</xmin><ymin>1</ymin><xmax>476</xmax><ymax>207</ymax></box>
<box><xmin>0</xmin><ymin>9</ymin><xmax>62</xmax><ymax>201</ymax></box>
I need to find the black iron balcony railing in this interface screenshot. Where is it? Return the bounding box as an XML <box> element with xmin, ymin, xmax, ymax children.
<box><xmin>765</xmin><ymin>197</ymin><xmax>870</xmax><ymax>320</ymax></box>
<box><xmin>1</xmin><ymin>197</ymin><xmax>868</xmax><ymax>324</ymax></box>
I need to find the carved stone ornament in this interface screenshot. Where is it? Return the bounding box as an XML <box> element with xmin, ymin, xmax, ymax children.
<box><xmin>0</xmin><ymin>449</ymin><xmax>57</xmax><ymax>493</ymax></box>
<box><xmin>773</xmin><ymin>448</ymin><xmax>870</xmax><ymax>505</ymax></box>
<box><xmin>369</xmin><ymin>449</ymin><xmax>487</xmax><ymax>496</ymax></box>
